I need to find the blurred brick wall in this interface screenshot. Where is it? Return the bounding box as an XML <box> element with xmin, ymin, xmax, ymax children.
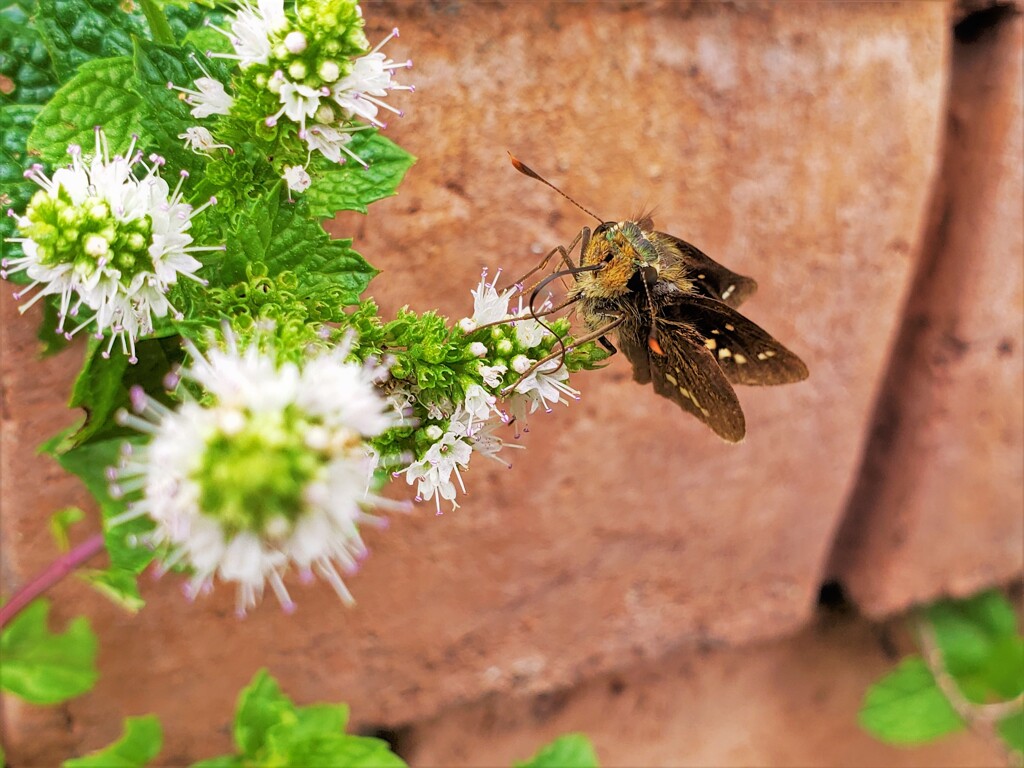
<box><xmin>1</xmin><ymin>1</ymin><xmax>1021</xmax><ymax>765</ymax></box>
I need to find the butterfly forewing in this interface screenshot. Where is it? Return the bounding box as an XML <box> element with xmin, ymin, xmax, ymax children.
<box><xmin>666</xmin><ymin>295</ymin><xmax>809</xmax><ymax>386</ymax></box>
<box><xmin>661</xmin><ymin>234</ymin><xmax>758</xmax><ymax>308</ymax></box>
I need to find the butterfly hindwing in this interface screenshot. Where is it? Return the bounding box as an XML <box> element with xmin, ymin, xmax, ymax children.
<box><xmin>635</xmin><ymin>318</ymin><xmax>746</xmax><ymax>442</ymax></box>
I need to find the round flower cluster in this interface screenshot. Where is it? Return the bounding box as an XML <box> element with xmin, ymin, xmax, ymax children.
<box><xmin>172</xmin><ymin>0</ymin><xmax>412</xmax><ymax>190</ymax></box>
<box><xmin>109</xmin><ymin>328</ymin><xmax>404</xmax><ymax>615</ymax></box>
<box><xmin>2</xmin><ymin>130</ymin><xmax>217</xmax><ymax>361</ymax></box>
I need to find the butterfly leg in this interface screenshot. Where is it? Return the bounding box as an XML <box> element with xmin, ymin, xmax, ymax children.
<box><xmin>502</xmin><ymin>228</ymin><xmax>588</xmax><ymax>293</ymax></box>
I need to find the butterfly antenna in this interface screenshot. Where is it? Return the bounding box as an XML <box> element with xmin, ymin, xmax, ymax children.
<box><xmin>508</xmin><ymin>152</ymin><xmax>603</xmax><ymax>224</ymax></box>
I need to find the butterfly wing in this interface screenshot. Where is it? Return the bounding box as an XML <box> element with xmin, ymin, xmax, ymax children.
<box><xmin>665</xmin><ymin>294</ymin><xmax>809</xmax><ymax>386</ymax></box>
<box><xmin>658</xmin><ymin>233</ymin><xmax>758</xmax><ymax>308</ymax></box>
<box><xmin>619</xmin><ymin>312</ymin><xmax>746</xmax><ymax>442</ymax></box>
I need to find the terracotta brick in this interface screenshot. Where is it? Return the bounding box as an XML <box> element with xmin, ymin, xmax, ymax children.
<box><xmin>406</xmin><ymin>609</ymin><xmax>1005</xmax><ymax>767</ymax></box>
<box><xmin>1</xmin><ymin>3</ymin><xmax>949</xmax><ymax>764</ymax></box>
<box><xmin>832</xmin><ymin>10</ymin><xmax>1024</xmax><ymax>616</ymax></box>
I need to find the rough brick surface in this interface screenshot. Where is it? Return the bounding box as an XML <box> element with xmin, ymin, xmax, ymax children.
<box><xmin>1</xmin><ymin>2</ymin><xmax>951</xmax><ymax>765</ymax></box>
<box><xmin>406</xmin><ymin>610</ymin><xmax>1005</xmax><ymax>767</ymax></box>
<box><xmin>832</xmin><ymin>11</ymin><xmax>1024</xmax><ymax>617</ymax></box>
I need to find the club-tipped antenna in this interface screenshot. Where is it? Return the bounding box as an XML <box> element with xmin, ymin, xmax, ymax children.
<box><xmin>508</xmin><ymin>152</ymin><xmax>603</xmax><ymax>224</ymax></box>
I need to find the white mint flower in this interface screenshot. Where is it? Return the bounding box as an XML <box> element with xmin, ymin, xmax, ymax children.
<box><xmin>2</xmin><ymin>130</ymin><xmax>218</xmax><ymax>362</ymax></box>
<box><xmin>168</xmin><ymin>77</ymin><xmax>234</xmax><ymax>119</ymax></box>
<box><xmin>268</xmin><ymin>80</ymin><xmax>322</xmax><ymax>132</ymax></box>
<box><xmin>460</xmin><ymin>268</ymin><xmax>514</xmax><ymax>328</ymax></box>
<box><xmin>331</xmin><ymin>28</ymin><xmax>413</xmax><ymax>129</ymax></box>
<box><xmin>208</xmin><ymin>0</ymin><xmax>288</xmax><ymax>69</ymax></box>
<box><xmin>303</xmin><ymin>124</ymin><xmax>371</xmax><ymax>168</ymax></box>
<box><xmin>179</xmin><ymin>126</ymin><xmax>232</xmax><ymax>156</ymax></box>
<box><xmin>282</xmin><ymin>165</ymin><xmax>311</xmax><ymax>196</ymax></box>
<box><xmin>397</xmin><ymin>394</ymin><xmax>518</xmax><ymax>515</ymax></box>
<box><xmin>109</xmin><ymin>329</ymin><xmax>404</xmax><ymax>615</ymax></box>
<box><xmin>510</xmin><ymin>357</ymin><xmax>580</xmax><ymax>420</ymax></box>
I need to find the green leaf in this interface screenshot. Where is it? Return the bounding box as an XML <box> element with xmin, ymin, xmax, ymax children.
<box><xmin>0</xmin><ymin>599</ymin><xmax>98</xmax><ymax>704</ymax></box>
<box><xmin>34</xmin><ymin>0</ymin><xmax>146</xmax><ymax>81</ymax></box>
<box><xmin>63</xmin><ymin>715</ymin><xmax>163</xmax><ymax>767</ymax></box>
<box><xmin>0</xmin><ymin>104</ymin><xmax>42</xmax><ymax>263</ymax></box>
<box><xmin>211</xmin><ymin>190</ymin><xmax>377</xmax><ymax>311</ymax></box>
<box><xmin>927</xmin><ymin>591</ymin><xmax>1024</xmax><ymax>703</ymax></box>
<box><xmin>0</xmin><ymin>6</ymin><xmax>59</xmax><ymax>106</ymax></box>
<box><xmin>859</xmin><ymin>656</ymin><xmax>965</xmax><ymax>745</ymax></box>
<box><xmin>305</xmin><ymin>132</ymin><xmax>416</xmax><ymax>217</ymax></box>
<box><xmin>27</xmin><ymin>56</ymin><xmax>142</xmax><ymax>166</ymax></box>
<box><xmin>999</xmin><ymin>711</ymin><xmax>1024</xmax><ymax>756</ymax></box>
<box><xmin>233</xmin><ymin>669</ymin><xmax>295</xmax><ymax>757</ymax></box>
<box><xmin>78</xmin><ymin>567</ymin><xmax>145</xmax><ymax>613</ymax></box>
<box><xmin>132</xmin><ymin>40</ymin><xmax>214</xmax><ymax>175</ymax></box>
<box><xmin>264</xmin><ymin>733</ymin><xmax>406</xmax><ymax>768</ymax></box>
<box><xmin>55</xmin><ymin>438</ymin><xmax>157</xmax><ymax>580</ymax></box>
<box><xmin>49</xmin><ymin>506</ymin><xmax>85</xmax><ymax>551</ymax></box>
<box><xmin>516</xmin><ymin>734</ymin><xmax>600</xmax><ymax>768</ymax></box>
<box><xmin>54</xmin><ymin>334</ymin><xmax>184</xmax><ymax>453</ymax></box>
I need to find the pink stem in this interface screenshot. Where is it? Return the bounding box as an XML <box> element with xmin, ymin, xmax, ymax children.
<box><xmin>0</xmin><ymin>533</ymin><xmax>106</xmax><ymax>629</ymax></box>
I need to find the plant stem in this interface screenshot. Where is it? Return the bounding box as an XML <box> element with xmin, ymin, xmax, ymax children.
<box><xmin>138</xmin><ymin>0</ymin><xmax>176</xmax><ymax>47</ymax></box>
<box><xmin>0</xmin><ymin>533</ymin><xmax>105</xmax><ymax>630</ymax></box>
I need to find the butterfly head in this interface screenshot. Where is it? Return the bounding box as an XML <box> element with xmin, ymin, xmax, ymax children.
<box><xmin>581</xmin><ymin>220</ymin><xmax>662</xmax><ymax>298</ymax></box>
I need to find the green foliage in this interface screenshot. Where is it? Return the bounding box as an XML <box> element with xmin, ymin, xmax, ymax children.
<box><xmin>516</xmin><ymin>734</ymin><xmax>600</xmax><ymax>768</ymax></box>
<box><xmin>305</xmin><ymin>132</ymin><xmax>416</xmax><ymax>217</ymax></box>
<box><xmin>861</xmin><ymin>590</ymin><xmax>1023</xmax><ymax>757</ymax></box>
<box><xmin>0</xmin><ymin>104</ymin><xmax>42</xmax><ymax>260</ymax></box>
<box><xmin>0</xmin><ymin>599</ymin><xmax>98</xmax><ymax>704</ymax></box>
<box><xmin>0</xmin><ymin>4</ymin><xmax>58</xmax><ymax>106</ymax></box>
<box><xmin>27</xmin><ymin>56</ymin><xmax>141</xmax><ymax>166</ymax></box>
<box><xmin>48</xmin><ymin>506</ymin><xmax>85</xmax><ymax>551</ymax></box>
<box><xmin>131</xmin><ymin>40</ymin><xmax>209</xmax><ymax>174</ymax></box>
<box><xmin>63</xmin><ymin>715</ymin><xmax>163</xmax><ymax>767</ymax></box>
<box><xmin>860</xmin><ymin>657</ymin><xmax>965</xmax><ymax>745</ymax></box>
<box><xmin>55</xmin><ymin>438</ymin><xmax>156</xmax><ymax>609</ymax></box>
<box><xmin>50</xmin><ymin>334</ymin><xmax>185</xmax><ymax>453</ymax></box>
<box><xmin>202</xmin><ymin>669</ymin><xmax>407</xmax><ymax>767</ymax></box>
<box><xmin>925</xmin><ymin>590</ymin><xmax>1024</xmax><ymax>703</ymax></box>
<box><xmin>34</xmin><ymin>0</ymin><xmax>147</xmax><ymax>80</ymax></box>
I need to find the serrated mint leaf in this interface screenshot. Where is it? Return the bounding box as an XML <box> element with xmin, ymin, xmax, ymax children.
<box><xmin>63</xmin><ymin>715</ymin><xmax>163</xmax><ymax>767</ymax></box>
<box><xmin>0</xmin><ymin>6</ymin><xmax>58</xmax><ymax>106</ymax></box>
<box><xmin>79</xmin><ymin>567</ymin><xmax>145</xmax><ymax>613</ymax></box>
<box><xmin>859</xmin><ymin>656</ymin><xmax>964</xmax><ymax>745</ymax></box>
<box><xmin>305</xmin><ymin>132</ymin><xmax>416</xmax><ymax>217</ymax></box>
<box><xmin>132</xmin><ymin>40</ymin><xmax>208</xmax><ymax>175</ymax></box>
<box><xmin>56</xmin><ymin>438</ymin><xmax>156</xmax><ymax>582</ymax></box>
<box><xmin>0</xmin><ymin>599</ymin><xmax>98</xmax><ymax>704</ymax></box>
<box><xmin>234</xmin><ymin>669</ymin><xmax>296</xmax><ymax>757</ymax></box>
<box><xmin>210</xmin><ymin>189</ymin><xmax>376</xmax><ymax>314</ymax></box>
<box><xmin>516</xmin><ymin>734</ymin><xmax>599</xmax><ymax>768</ymax></box>
<box><xmin>49</xmin><ymin>506</ymin><xmax>85</xmax><ymax>551</ymax></box>
<box><xmin>27</xmin><ymin>57</ymin><xmax>142</xmax><ymax>166</ymax></box>
<box><xmin>34</xmin><ymin>0</ymin><xmax>146</xmax><ymax>80</ymax></box>
<box><xmin>0</xmin><ymin>104</ymin><xmax>42</xmax><ymax>263</ymax></box>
